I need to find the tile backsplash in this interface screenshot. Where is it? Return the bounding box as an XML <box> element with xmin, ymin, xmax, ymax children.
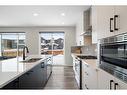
<box><xmin>81</xmin><ymin>44</ymin><xmax>97</xmax><ymax>56</ymax></box>
<box><xmin>71</xmin><ymin>46</ymin><xmax>82</xmax><ymax>54</ymax></box>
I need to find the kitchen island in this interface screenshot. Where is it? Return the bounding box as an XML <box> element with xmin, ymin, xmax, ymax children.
<box><xmin>0</xmin><ymin>55</ymin><xmax>52</xmax><ymax>89</ymax></box>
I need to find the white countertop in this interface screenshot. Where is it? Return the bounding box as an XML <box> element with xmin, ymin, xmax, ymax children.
<box><xmin>0</xmin><ymin>55</ymin><xmax>50</xmax><ymax>88</ymax></box>
<box><xmin>71</xmin><ymin>53</ymin><xmax>99</xmax><ymax>69</ymax></box>
<box><xmin>71</xmin><ymin>53</ymin><xmax>89</xmax><ymax>56</ymax></box>
<box><xmin>81</xmin><ymin>59</ymin><xmax>99</xmax><ymax>69</ymax></box>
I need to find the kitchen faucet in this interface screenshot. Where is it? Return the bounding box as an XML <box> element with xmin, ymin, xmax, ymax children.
<box><xmin>23</xmin><ymin>46</ymin><xmax>29</xmax><ymax>60</ymax></box>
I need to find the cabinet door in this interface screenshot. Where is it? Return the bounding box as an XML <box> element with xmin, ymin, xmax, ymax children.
<box><xmin>86</xmin><ymin>66</ymin><xmax>98</xmax><ymax>89</ymax></box>
<box><xmin>82</xmin><ymin>62</ymin><xmax>98</xmax><ymax>89</ymax></box>
<box><xmin>97</xmin><ymin>6</ymin><xmax>115</xmax><ymax>39</ymax></box>
<box><xmin>82</xmin><ymin>63</ymin><xmax>88</xmax><ymax>89</ymax></box>
<box><xmin>72</xmin><ymin>56</ymin><xmax>75</xmax><ymax>71</ymax></box>
<box><xmin>19</xmin><ymin>71</ymin><xmax>35</xmax><ymax>89</ymax></box>
<box><xmin>19</xmin><ymin>63</ymin><xmax>44</xmax><ymax>89</ymax></box>
<box><xmin>114</xmin><ymin>6</ymin><xmax>127</xmax><ymax>35</ymax></box>
<box><xmin>46</xmin><ymin>57</ymin><xmax>52</xmax><ymax>79</ymax></box>
<box><xmin>114</xmin><ymin>77</ymin><xmax>127</xmax><ymax>89</ymax></box>
<box><xmin>76</xmin><ymin>12</ymin><xmax>84</xmax><ymax>46</ymax></box>
<box><xmin>41</xmin><ymin>61</ymin><xmax>47</xmax><ymax>85</ymax></box>
<box><xmin>98</xmin><ymin>69</ymin><xmax>115</xmax><ymax>89</ymax></box>
<box><xmin>2</xmin><ymin>78</ymin><xmax>19</xmax><ymax>89</ymax></box>
<box><xmin>91</xmin><ymin>6</ymin><xmax>98</xmax><ymax>43</ymax></box>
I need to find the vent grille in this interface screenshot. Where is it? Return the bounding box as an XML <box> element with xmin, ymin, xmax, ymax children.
<box><xmin>114</xmin><ymin>71</ymin><xmax>127</xmax><ymax>83</ymax></box>
<box><xmin>109</xmin><ymin>37</ymin><xmax>115</xmax><ymax>43</ymax></box>
<box><xmin>117</xmin><ymin>35</ymin><xmax>124</xmax><ymax>42</ymax></box>
<box><xmin>124</xmin><ymin>34</ymin><xmax>127</xmax><ymax>41</ymax></box>
<box><xmin>124</xmin><ymin>75</ymin><xmax>127</xmax><ymax>82</ymax></box>
<box><xmin>115</xmin><ymin>71</ymin><xmax>123</xmax><ymax>80</ymax></box>
<box><xmin>104</xmin><ymin>38</ymin><xmax>108</xmax><ymax>43</ymax></box>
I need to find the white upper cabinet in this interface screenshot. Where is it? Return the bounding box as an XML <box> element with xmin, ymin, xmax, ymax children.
<box><xmin>76</xmin><ymin>6</ymin><xmax>127</xmax><ymax>44</ymax></box>
<box><xmin>91</xmin><ymin>6</ymin><xmax>98</xmax><ymax>43</ymax></box>
<box><xmin>93</xmin><ymin>6</ymin><xmax>127</xmax><ymax>40</ymax></box>
<box><xmin>97</xmin><ymin>6</ymin><xmax>115</xmax><ymax>39</ymax></box>
<box><xmin>114</xmin><ymin>6</ymin><xmax>127</xmax><ymax>35</ymax></box>
<box><xmin>76</xmin><ymin>12</ymin><xmax>84</xmax><ymax>46</ymax></box>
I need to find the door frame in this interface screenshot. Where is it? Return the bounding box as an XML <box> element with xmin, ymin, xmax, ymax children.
<box><xmin>39</xmin><ymin>31</ymin><xmax>65</xmax><ymax>65</ymax></box>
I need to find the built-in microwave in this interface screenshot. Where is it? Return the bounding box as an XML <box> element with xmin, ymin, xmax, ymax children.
<box><xmin>99</xmin><ymin>33</ymin><xmax>127</xmax><ymax>83</ymax></box>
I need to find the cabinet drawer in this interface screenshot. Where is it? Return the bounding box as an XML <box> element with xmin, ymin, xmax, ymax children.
<box><xmin>82</xmin><ymin>61</ymin><xmax>98</xmax><ymax>89</ymax></box>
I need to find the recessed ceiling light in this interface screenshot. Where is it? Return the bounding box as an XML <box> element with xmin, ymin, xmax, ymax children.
<box><xmin>33</xmin><ymin>13</ymin><xmax>39</xmax><ymax>16</ymax></box>
<box><xmin>62</xmin><ymin>22</ymin><xmax>65</xmax><ymax>25</ymax></box>
<box><xmin>61</xmin><ymin>13</ymin><xmax>65</xmax><ymax>16</ymax></box>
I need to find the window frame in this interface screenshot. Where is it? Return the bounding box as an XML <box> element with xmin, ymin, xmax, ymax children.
<box><xmin>0</xmin><ymin>32</ymin><xmax>26</xmax><ymax>58</ymax></box>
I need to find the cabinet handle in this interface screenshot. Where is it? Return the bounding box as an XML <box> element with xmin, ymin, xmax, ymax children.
<box><xmin>85</xmin><ymin>64</ymin><xmax>89</xmax><ymax>67</ymax></box>
<box><xmin>114</xmin><ymin>15</ymin><xmax>119</xmax><ymax>31</ymax></box>
<box><xmin>85</xmin><ymin>72</ymin><xmax>88</xmax><ymax>76</ymax></box>
<box><xmin>47</xmin><ymin>58</ymin><xmax>51</xmax><ymax>61</ymax></box>
<box><xmin>110</xmin><ymin>18</ymin><xmax>114</xmax><ymax>32</ymax></box>
<box><xmin>41</xmin><ymin>63</ymin><xmax>45</xmax><ymax>68</ymax></box>
<box><xmin>85</xmin><ymin>84</ymin><xmax>89</xmax><ymax>89</ymax></box>
<box><xmin>14</xmin><ymin>80</ymin><xmax>19</xmax><ymax>83</ymax></box>
<box><xmin>26</xmin><ymin>72</ymin><xmax>30</xmax><ymax>75</ymax></box>
<box><xmin>110</xmin><ymin>80</ymin><xmax>114</xmax><ymax>90</ymax></box>
<box><xmin>114</xmin><ymin>83</ymin><xmax>119</xmax><ymax>90</ymax></box>
<box><xmin>29</xmin><ymin>70</ymin><xmax>34</xmax><ymax>73</ymax></box>
<box><xmin>26</xmin><ymin>70</ymin><xmax>33</xmax><ymax>75</ymax></box>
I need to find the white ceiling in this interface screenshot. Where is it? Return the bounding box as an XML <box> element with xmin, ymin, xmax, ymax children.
<box><xmin>0</xmin><ymin>6</ymin><xmax>90</xmax><ymax>27</ymax></box>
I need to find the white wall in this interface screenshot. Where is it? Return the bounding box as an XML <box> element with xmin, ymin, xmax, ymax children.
<box><xmin>0</xmin><ymin>26</ymin><xmax>76</xmax><ymax>66</ymax></box>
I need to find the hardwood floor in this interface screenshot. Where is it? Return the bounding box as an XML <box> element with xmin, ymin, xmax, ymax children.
<box><xmin>44</xmin><ymin>66</ymin><xmax>78</xmax><ymax>89</ymax></box>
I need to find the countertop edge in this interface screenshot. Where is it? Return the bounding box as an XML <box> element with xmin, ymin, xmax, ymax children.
<box><xmin>71</xmin><ymin>53</ymin><xmax>99</xmax><ymax>70</ymax></box>
<box><xmin>0</xmin><ymin>55</ymin><xmax>49</xmax><ymax>88</ymax></box>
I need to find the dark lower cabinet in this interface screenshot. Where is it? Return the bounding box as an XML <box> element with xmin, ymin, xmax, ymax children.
<box><xmin>2</xmin><ymin>60</ymin><xmax>49</xmax><ymax>89</ymax></box>
<box><xmin>19</xmin><ymin>61</ymin><xmax>47</xmax><ymax>89</ymax></box>
<box><xmin>46</xmin><ymin>57</ymin><xmax>52</xmax><ymax>80</ymax></box>
<box><xmin>2</xmin><ymin>78</ymin><xmax>19</xmax><ymax>89</ymax></box>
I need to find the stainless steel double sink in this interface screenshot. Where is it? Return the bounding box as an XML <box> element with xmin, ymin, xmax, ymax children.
<box><xmin>20</xmin><ymin>58</ymin><xmax>42</xmax><ymax>63</ymax></box>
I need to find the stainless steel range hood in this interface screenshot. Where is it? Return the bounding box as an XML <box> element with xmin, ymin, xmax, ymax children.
<box><xmin>81</xmin><ymin>7</ymin><xmax>92</xmax><ymax>36</ymax></box>
<box><xmin>81</xmin><ymin>26</ymin><xmax>92</xmax><ymax>36</ymax></box>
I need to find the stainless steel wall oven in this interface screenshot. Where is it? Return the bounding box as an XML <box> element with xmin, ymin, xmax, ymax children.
<box><xmin>99</xmin><ymin>33</ymin><xmax>127</xmax><ymax>83</ymax></box>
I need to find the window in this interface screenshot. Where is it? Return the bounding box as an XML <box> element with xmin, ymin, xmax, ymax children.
<box><xmin>0</xmin><ymin>33</ymin><xmax>25</xmax><ymax>59</ymax></box>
